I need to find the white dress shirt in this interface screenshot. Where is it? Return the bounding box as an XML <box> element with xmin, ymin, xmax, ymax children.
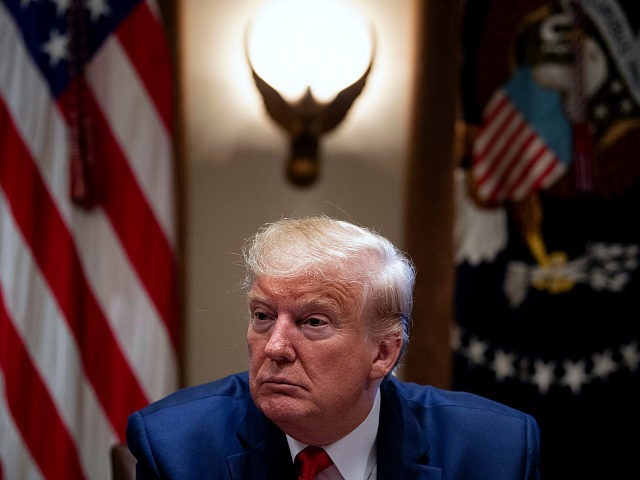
<box><xmin>287</xmin><ymin>389</ymin><xmax>380</xmax><ymax>480</ymax></box>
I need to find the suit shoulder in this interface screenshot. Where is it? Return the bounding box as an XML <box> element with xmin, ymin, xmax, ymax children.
<box><xmin>127</xmin><ymin>372</ymin><xmax>272</xmax><ymax>476</ymax></box>
<box><xmin>384</xmin><ymin>376</ymin><xmax>535</xmax><ymax>422</ymax></box>
<box><xmin>137</xmin><ymin>371</ymin><xmax>251</xmax><ymax>417</ymax></box>
<box><xmin>380</xmin><ymin>378</ymin><xmax>540</xmax><ymax>478</ymax></box>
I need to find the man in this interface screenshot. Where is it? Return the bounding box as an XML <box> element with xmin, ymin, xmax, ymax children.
<box><xmin>127</xmin><ymin>216</ymin><xmax>540</xmax><ymax>479</ymax></box>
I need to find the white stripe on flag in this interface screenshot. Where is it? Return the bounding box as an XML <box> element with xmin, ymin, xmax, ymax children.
<box><xmin>145</xmin><ymin>0</ymin><xmax>162</xmax><ymax>20</ymax></box>
<box><xmin>475</xmin><ymin>115</ymin><xmax>529</xmax><ymax>199</ymax></box>
<box><xmin>539</xmin><ymin>161</ymin><xmax>566</xmax><ymax>190</ymax></box>
<box><xmin>510</xmin><ymin>149</ymin><xmax>557</xmax><ymax>200</ymax></box>
<box><xmin>483</xmin><ymin>135</ymin><xmax>544</xmax><ymax>202</ymax></box>
<box><xmin>472</xmin><ymin>91</ymin><xmax>510</xmax><ymax>159</ymax></box>
<box><xmin>0</xmin><ymin>372</ymin><xmax>44</xmax><ymax>480</ymax></box>
<box><xmin>477</xmin><ymin>106</ymin><xmax>521</xmax><ymax>175</ymax></box>
<box><xmin>88</xmin><ymin>35</ymin><xmax>176</xmax><ymax>247</ymax></box>
<box><xmin>476</xmin><ymin>115</ymin><xmax>526</xmax><ymax>187</ymax></box>
<box><xmin>69</xmin><ymin>208</ymin><xmax>179</xmax><ymax>401</ymax></box>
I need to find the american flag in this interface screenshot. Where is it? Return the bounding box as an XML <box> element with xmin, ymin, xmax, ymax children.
<box><xmin>472</xmin><ymin>67</ymin><xmax>572</xmax><ymax>203</ymax></box>
<box><xmin>0</xmin><ymin>0</ymin><xmax>180</xmax><ymax>478</ymax></box>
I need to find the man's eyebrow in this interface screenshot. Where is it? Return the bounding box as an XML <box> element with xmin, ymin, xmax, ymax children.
<box><xmin>248</xmin><ymin>293</ymin><xmax>343</xmax><ymax>314</ymax></box>
<box><xmin>294</xmin><ymin>296</ymin><xmax>345</xmax><ymax>316</ymax></box>
<box><xmin>248</xmin><ymin>294</ymin><xmax>271</xmax><ymax>306</ymax></box>
<box><xmin>302</xmin><ymin>297</ymin><xmax>339</xmax><ymax>309</ymax></box>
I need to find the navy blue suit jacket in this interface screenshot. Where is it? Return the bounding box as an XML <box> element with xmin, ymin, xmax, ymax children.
<box><xmin>127</xmin><ymin>372</ymin><xmax>540</xmax><ymax>479</ymax></box>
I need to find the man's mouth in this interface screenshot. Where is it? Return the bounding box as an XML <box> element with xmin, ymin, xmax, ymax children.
<box><xmin>261</xmin><ymin>377</ymin><xmax>306</xmax><ymax>391</ymax></box>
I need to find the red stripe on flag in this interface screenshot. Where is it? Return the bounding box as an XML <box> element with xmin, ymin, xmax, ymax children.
<box><xmin>482</xmin><ymin>93</ymin><xmax>509</xmax><ymax>126</ymax></box>
<box><xmin>116</xmin><ymin>1</ymin><xmax>173</xmax><ymax>133</ymax></box>
<box><xmin>485</xmin><ymin>132</ymin><xmax>537</xmax><ymax>203</ymax></box>
<box><xmin>503</xmin><ymin>144</ymin><xmax>549</xmax><ymax>199</ymax></box>
<box><xmin>0</xmin><ymin>98</ymin><xmax>148</xmax><ymax>440</ymax></box>
<box><xmin>474</xmin><ymin>110</ymin><xmax>523</xmax><ymax>188</ymax></box>
<box><xmin>57</xmin><ymin>78</ymin><xmax>180</xmax><ymax>350</ymax></box>
<box><xmin>487</xmin><ymin>118</ymin><xmax>527</xmax><ymax>172</ymax></box>
<box><xmin>0</xmin><ymin>292</ymin><xmax>86</xmax><ymax>480</ymax></box>
<box><xmin>531</xmin><ymin>158</ymin><xmax>562</xmax><ymax>192</ymax></box>
<box><xmin>473</xmin><ymin>100</ymin><xmax>515</xmax><ymax>164</ymax></box>
<box><xmin>472</xmin><ymin>94</ymin><xmax>509</xmax><ymax>148</ymax></box>
<box><xmin>473</xmin><ymin>111</ymin><xmax>519</xmax><ymax>183</ymax></box>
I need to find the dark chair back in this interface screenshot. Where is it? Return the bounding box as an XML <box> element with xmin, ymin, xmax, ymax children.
<box><xmin>111</xmin><ymin>443</ymin><xmax>136</xmax><ymax>480</ymax></box>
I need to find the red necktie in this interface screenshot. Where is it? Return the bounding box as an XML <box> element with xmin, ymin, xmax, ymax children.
<box><xmin>295</xmin><ymin>446</ymin><xmax>334</xmax><ymax>480</ymax></box>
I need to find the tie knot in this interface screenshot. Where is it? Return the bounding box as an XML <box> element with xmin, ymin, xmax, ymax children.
<box><xmin>295</xmin><ymin>446</ymin><xmax>334</xmax><ymax>480</ymax></box>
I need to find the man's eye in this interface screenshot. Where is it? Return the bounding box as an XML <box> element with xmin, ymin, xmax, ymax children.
<box><xmin>305</xmin><ymin>317</ymin><xmax>326</xmax><ymax>327</ymax></box>
<box><xmin>253</xmin><ymin>312</ymin><xmax>269</xmax><ymax>321</ymax></box>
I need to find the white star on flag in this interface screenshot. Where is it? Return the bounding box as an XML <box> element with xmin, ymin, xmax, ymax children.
<box><xmin>86</xmin><ymin>0</ymin><xmax>111</xmax><ymax>21</ymax></box>
<box><xmin>41</xmin><ymin>28</ymin><xmax>69</xmax><ymax>66</ymax></box>
<box><xmin>561</xmin><ymin>360</ymin><xmax>588</xmax><ymax>395</ymax></box>
<box><xmin>465</xmin><ymin>338</ymin><xmax>488</xmax><ymax>366</ymax></box>
<box><xmin>621</xmin><ymin>342</ymin><xmax>639</xmax><ymax>371</ymax></box>
<box><xmin>51</xmin><ymin>0</ymin><xmax>69</xmax><ymax>16</ymax></box>
<box><xmin>591</xmin><ymin>350</ymin><xmax>617</xmax><ymax>379</ymax></box>
<box><xmin>493</xmin><ymin>349</ymin><xmax>516</xmax><ymax>381</ymax></box>
<box><xmin>532</xmin><ymin>360</ymin><xmax>555</xmax><ymax>394</ymax></box>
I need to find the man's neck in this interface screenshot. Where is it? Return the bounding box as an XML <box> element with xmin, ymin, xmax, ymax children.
<box><xmin>286</xmin><ymin>389</ymin><xmax>381</xmax><ymax>479</ymax></box>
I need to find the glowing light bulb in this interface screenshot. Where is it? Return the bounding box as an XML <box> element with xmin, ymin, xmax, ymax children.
<box><xmin>247</xmin><ymin>0</ymin><xmax>373</xmax><ymax>103</ymax></box>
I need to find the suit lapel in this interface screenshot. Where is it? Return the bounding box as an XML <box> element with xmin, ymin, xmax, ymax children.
<box><xmin>227</xmin><ymin>401</ymin><xmax>294</xmax><ymax>480</ymax></box>
<box><xmin>227</xmin><ymin>378</ymin><xmax>443</xmax><ymax>479</ymax></box>
<box><xmin>226</xmin><ymin>441</ymin><xmax>293</xmax><ymax>480</ymax></box>
<box><xmin>377</xmin><ymin>378</ymin><xmax>442</xmax><ymax>480</ymax></box>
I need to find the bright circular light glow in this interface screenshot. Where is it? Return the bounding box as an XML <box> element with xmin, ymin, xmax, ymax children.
<box><xmin>246</xmin><ymin>0</ymin><xmax>373</xmax><ymax>103</ymax></box>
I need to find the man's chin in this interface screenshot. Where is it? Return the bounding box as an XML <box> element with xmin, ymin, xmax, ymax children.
<box><xmin>254</xmin><ymin>392</ymin><xmax>310</xmax><ymax>425</ymax></box>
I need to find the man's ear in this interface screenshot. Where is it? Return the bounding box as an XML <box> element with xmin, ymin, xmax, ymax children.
<box><xmin>369</xmin><ymin>336</ymin><xmax>402</xmax><ymax>380</ymax></box>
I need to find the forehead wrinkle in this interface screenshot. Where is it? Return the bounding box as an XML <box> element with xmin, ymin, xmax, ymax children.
<box><xmin>249</xmin><ymin>277</ymin><xmax>361</xmax><ymax>318</ymax></box>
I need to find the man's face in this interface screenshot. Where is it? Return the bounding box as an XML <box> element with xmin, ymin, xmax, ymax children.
<box><xmin>247</xmin><ymin>275</ymin><xmax>388</xmax><ymax>445</ymax></box>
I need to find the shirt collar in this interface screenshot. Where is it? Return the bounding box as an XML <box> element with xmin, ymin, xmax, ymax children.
<box><xmin>287</xmin><ymin>389</ymin><xmax>380</xmax><ymax>480</ymax></box>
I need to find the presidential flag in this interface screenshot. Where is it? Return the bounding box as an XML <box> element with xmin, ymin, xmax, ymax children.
<box><xmin>0</xmin><ymin>0</ymin><xmax>180</xmax><ymax>478</ymax></box>
<box><xmin>455</xmin><ymin>1</ymin><xmax>640</xmax><ymax>479</ymax></box>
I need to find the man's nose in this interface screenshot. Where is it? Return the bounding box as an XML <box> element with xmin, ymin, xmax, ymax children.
<box><xmin>264</xmin><ymin>316</ymin><xmax>296</xmax><ymax>362</ymax></box>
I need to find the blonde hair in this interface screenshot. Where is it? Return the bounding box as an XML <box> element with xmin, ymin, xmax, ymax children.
<box><xmin>242</xmin><ymin>216</ymin><xmax>415</xmax><ymax>365</ymax></box>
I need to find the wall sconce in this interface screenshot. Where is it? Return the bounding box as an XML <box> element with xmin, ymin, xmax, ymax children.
<box><xmin>245</xmin><ymin>0</ymin><xmax>375</xmax><ymax>186</ymax></box>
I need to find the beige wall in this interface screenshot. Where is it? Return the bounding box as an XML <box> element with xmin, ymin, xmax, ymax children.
<box><xmin>180</xmin><ymin>0</ymin><xmax>416</xmax><ymax>386</ymax></box>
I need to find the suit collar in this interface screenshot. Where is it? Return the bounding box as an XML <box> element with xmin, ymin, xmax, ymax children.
<box><xmin>227</xmin><ymin>398</ymin><xmax>294</xmax><ymax>480</ymax></box>
<box><xmin>377</xmin><ymin>377</ymin><xmax>442</xmax><ymax>480</ymax></box>
<box><xmin>227</xmin><ymin>376</ymin><xmax>442</xmax><ymax>480</ymax></box>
